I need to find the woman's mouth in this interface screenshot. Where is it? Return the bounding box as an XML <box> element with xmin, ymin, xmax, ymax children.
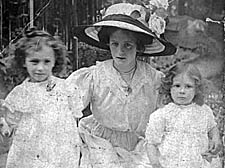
<box><xmin>34</xmin><ymin>73</ymin><xmax>46</xmax><ymax>76</ymax></box>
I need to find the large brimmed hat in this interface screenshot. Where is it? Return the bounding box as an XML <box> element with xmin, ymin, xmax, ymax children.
<box><xmin>74</xmin><ymin>2</ymin><xmax>176</xmax><ymax>56</ymax></box>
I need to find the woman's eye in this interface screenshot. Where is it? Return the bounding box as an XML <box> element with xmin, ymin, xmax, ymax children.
<box><xmin>110</xmin><ymin>42</ymin><xmax>118</xmax><ymax>47</ymax></box>
<box><xmin>124</xmin><ymin>43</ymin><xmax>133</xmax><ymax>49</ymax></box>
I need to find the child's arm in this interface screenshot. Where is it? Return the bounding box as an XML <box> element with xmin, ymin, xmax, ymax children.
<box><xmin>0</xmin><ymin>100</ymin><xmax>22</xmax><ymax>132</ymax></box>
<box><xmin>145</xmin><ymin>107</ymin><xmax>166</xmax><ymax>168</ymax></box>
<box><xmin>202</xmin><ymin>126</ymin><xmax>222</xmax><ymax>162</ymax></box>
<box><xmin>208</xmin><ymin>126</ymin><xmax>222</xmax><ymax>154</ymax></box>
<box><xmin>146</xmin><ymin>143</ymin><xmax>164</xmax><ymax>168</ymax></box>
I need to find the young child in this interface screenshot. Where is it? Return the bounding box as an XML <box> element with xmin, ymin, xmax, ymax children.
<box><xmin>1</xmin><ymin>28</ymin><xmax>82</xmax><ymax>168</ymax></box>
<box><xmin>145</xmin><ymin>62</ymin><xmax>222</xmax><ymax>168</ymax></box>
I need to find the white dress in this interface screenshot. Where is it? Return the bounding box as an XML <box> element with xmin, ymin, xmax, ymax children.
<box><xmin>5</xmin><ymin>76</ymin><xmax>83</xmax><ymax>168</ymax></box>
<box><xmin>145</xmin><ymin>102</ymin><xmax>220</xmax><ymax>168</ymax></box>
<box><xmin>65</xmin><ymin>60</ymin><xmax>163</xmax><ymax>168</ymax></box>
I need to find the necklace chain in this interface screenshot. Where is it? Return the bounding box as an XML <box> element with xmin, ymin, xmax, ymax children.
<box><xmin>113</xmin><ymin>61</ymin><xmax>137</xmax><ymax>74</ymax></box>
<box><xmin>113</xmin><ymin>61</ymin><xmax>137</xmax><ymax>95</ymax></box>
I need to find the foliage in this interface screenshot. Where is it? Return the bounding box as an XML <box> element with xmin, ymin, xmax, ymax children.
<box><xmin>78</xmin><ymin>42</ymin><xmax>111</xmax><ymax>68</ymax></box>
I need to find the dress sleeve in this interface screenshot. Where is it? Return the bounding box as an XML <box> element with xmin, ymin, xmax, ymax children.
<box><xmin>5</xmin><ymin>86</ymin><xmax>28</xmax><ymax>113</ymax></box>
<box><xmin>153</xmin><ymin>70</ymin><xmax>164</xmax><ymax>108</ymax></box>
<box><xmin>154</xmin><ymin>70</ymin><xmax>164</xmax><ymax>90</ymax></box>
<box><xmin>203</xmin><ymin>104</ymin><xmax>217</xmax><ymax>131</ymax></box>
<box><xmin>145</xmin><ymin>108</ymin><xmax>166</xmax><ymax>145</ymax></box>
<box><xmin>4</xmin><ymin>87</ymin><xmax>24</xmax><ymax>125</ymax></box>
<box><xmin>65</xmin><ymin>66</ymin><xmax>95</xmax><ymax>117</ymax></box>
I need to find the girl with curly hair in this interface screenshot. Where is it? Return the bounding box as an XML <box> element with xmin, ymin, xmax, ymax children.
<box><xmin>145</xmin><ymin>62</ymin><xmax>222</xmax><ymax>168</ymax></box>
<box><xmin>2</xmin><ymin>28</ymin><xmax>82</xmax><ymax>168</ymax></box>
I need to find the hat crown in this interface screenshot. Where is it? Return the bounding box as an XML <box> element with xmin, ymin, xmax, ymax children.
<box><xmin>103</xmin><ymin>3</ymin><xmax>148</xmax><ymax>27</ymax></box>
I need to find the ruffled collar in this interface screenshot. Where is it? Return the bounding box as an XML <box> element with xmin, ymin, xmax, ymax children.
<box><xmin>169</xmin><ymin>102</ymin><xmax>197</xmax><ymax>110</ymax></box>
<box><xmin>23</xmin><ymin>76</ymin><xmax>58</xmax><ymax>91</ymax></box>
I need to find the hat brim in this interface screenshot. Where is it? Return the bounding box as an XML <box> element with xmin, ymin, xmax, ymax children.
<box><xmin>73</xmin><ymin>15</ymin><xmax>176</xmax><ymax>56</ymax></box>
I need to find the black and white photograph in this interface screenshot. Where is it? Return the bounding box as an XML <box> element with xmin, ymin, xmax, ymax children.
<box><xmin>0</xmin><ymin>0</ymin><xmax>224</xmax><ymax>167</ymax></box>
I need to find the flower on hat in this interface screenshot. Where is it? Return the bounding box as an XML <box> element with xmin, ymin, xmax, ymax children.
<box><xmin>146</xmin><ymin>0</ymin><xmax>169</xmax><ymax>37</ymax></box>
<box><xmin>148</xmin><ymin>13</ymin><xmax>166</xmax><ymax>37</ymax></box>
<box><xmin>149</xmin><ymin>0</ymin><xmax>169</xmax><ymax>10</ymax></box>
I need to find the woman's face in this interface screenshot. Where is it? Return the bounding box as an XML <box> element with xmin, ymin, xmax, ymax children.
<box><xmin>171</xmin><ymin>73</ymin><xmax>196</xmax><ymax>105</ymax></box>
<box><xmin>109</xmin><ymin>29</ymin><xmax>137</xmax><ymax>70</ymax></box>
<box><xmin>24</xmin><ymin>45</ymin><xmax>55</xmax><ymax>82</ymax></box>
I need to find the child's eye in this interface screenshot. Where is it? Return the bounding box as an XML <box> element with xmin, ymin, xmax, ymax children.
<box><xmin>30</xmin><ymin>59</ymin><xmax>39</xmax><ymax>64</ymax></box>
<box><xmin>172</xmin><ymin>84</ymin><xmax>180</xmax><ymax>88</ymax></box>
<box><xmin>185</xmin><ymin>85</ymin><xmax>194</xmax><ymax>89</ymax></box>
<box><xmin>44</xmin><ymin>60</ymin><xmax>51</xmax><ymax>64</ymax></box>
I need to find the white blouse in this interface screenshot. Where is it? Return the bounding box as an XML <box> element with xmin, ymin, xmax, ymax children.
<box><xmin>5</xmin><ymin>76</ymin><xmax>82</xmax><ymax>168</ymax></box>
<box><xmin>66</xmin><ymin>59</ymin><xmax>163</xmax><ymax>136</ymax></box>
<box><xmin>146</xmin><ymin>102</ymin><xmax>216</xmax><ymax>168</ymax></box>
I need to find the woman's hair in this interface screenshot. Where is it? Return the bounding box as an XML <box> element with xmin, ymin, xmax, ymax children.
<box><xmin>97</xmin><ymin>26</ymin><xmax>153</xmax><ymax>52</ymax></box>
<box><xmin>12</xmin><ymin>28</ymin><xmax>67</xmax><ymax>77</ymax></box>
<box><xmin>159</xmin><ymin>62</ymin><xmax>204</xmax><ymax>106</ymax></box>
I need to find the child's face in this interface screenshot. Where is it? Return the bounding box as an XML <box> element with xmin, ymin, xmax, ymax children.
<box><xmin>24</xmin><ymin>45</ymin><xmax>55</xmax><ymax>82</ymax></box>
<box><xmin>109</xmin><ymin>29</ymin><xmax>137</xmax><ymax>69</ymax></box>
<box><xmin>171</xmin><ymin>73</ymin><xmax>196</xmax><ymax>105</ymax></box>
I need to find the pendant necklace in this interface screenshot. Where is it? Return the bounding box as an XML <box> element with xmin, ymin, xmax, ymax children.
<box><xmin>113</xmin><ymin>61</ymin><xmax>137</xmax><ymax>95</ymax></box>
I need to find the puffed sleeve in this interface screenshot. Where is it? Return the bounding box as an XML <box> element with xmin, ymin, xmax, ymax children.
<box><xmin>5</xmin><ymin>85</ymin><xmax>29</xmax><ymax>113</ymax></box>
<box><xmin>145</xmin><ymin>108</ymin><xmax>166</xmax><ymax>145</ymax></box>
<box><xmin>65</xmin><ymin>66</ymin><xmax>95</xmax><ymax>117</ymax></box>
<box><xmin>152</xmin><ymin>70</ymin><xmax>164</xmax><ymax>108</ymax></box>
<box><xmin>146</xmin><ymin>64</ymin><xmax>164</xmax><ymax>91</ymax></box>
<box><xmin>154</xmin><ymin>70</ymin><xmax>164</xmax><ymax>91</ymax></box>
<box><xmin>203</xmin><ymin>104</ymin><xmax>217</xmax><ymax>131</ymax></box>
<box><xmin>4</xmin><ymin>87</ymin><xmax>24</xmax><ymax>125</ymax></box>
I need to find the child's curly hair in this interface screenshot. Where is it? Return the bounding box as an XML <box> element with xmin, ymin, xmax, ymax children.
<box><xmin>11</xmin><ymin>28</ymin><xmax>67</xmax><ymax>81</ymax></box>
<box><xmin>159</xmin><ymin>62</ymin><xmax>204</xmax><ymax>106</ymax></box>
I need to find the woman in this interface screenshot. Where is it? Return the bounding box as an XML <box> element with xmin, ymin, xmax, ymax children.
<box><xmin>66</xmin><ymin>2</ymin><xmax>176</xmax><ymax>168</ymax></box>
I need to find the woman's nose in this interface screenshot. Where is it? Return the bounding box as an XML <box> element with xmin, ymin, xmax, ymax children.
<box><xmin>119</xmin><ymin>44</ymin><xmax>125</xmax><ymax>53</ymax></box>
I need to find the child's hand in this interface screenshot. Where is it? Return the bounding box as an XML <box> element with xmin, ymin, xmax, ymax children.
<box><xmin>201</xmin><ymin>150</ymin><xmax>218</xmax><ymax>163</ymax></box>
<box><xmin>0</xmin><ymin>117</ymin><xmax>12</xmax><ymax>137</ymax></box>
<box><xmin>0</xmin><ymin>100</ymin><xmax>15</xmax><ymax>137</ymax></box>
<box><xmin>208</xmin><ymin>137</ymin><xmax>222</xmax><ymax>155</ymax></box>
<box><xmin>208</xmin><ymin>126</ymin><xmax>222</xmax><ymax>155</ymax></box>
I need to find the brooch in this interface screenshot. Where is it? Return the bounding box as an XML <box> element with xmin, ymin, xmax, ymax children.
<box><xmin>122</xmin><ymin>86</ymin><xmax>132</xmax><ymax>95</ymax></box>
<box><xmin>46</xmin><ymin>80</ymin><xmax>56</xmax><ymax>92</ymax></box>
